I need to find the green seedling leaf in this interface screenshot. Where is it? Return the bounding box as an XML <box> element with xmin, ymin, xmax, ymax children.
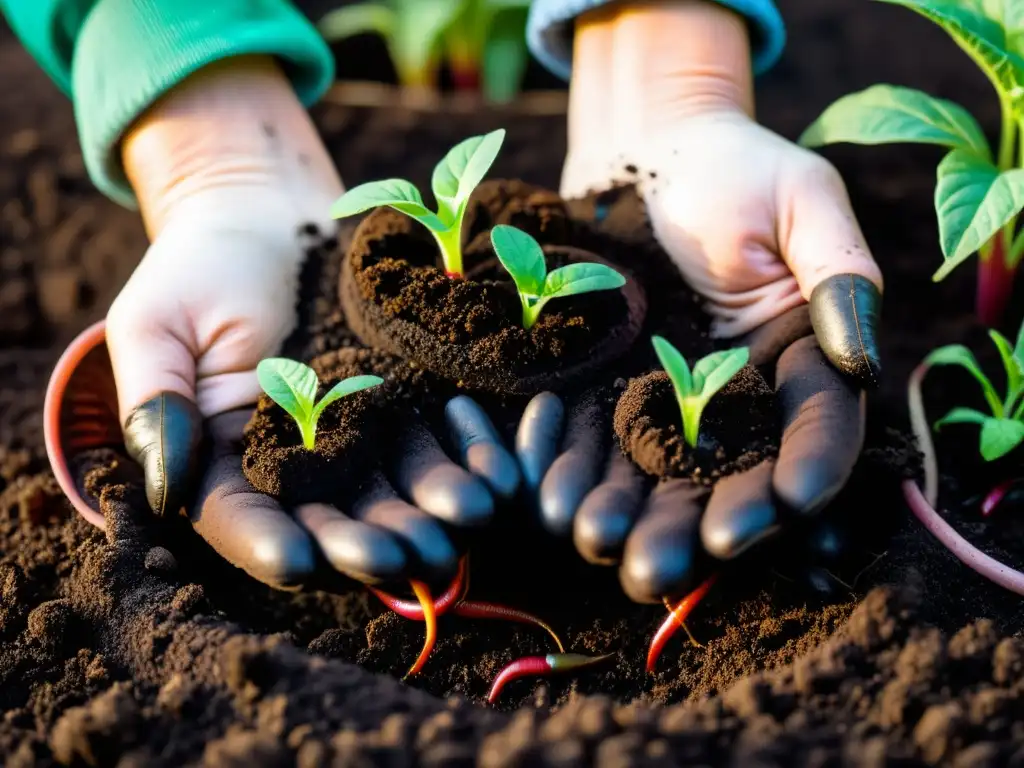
<box><xmin>542</xmin><ymin>262</ymin><xmax>627</xmax><ymax>300</ymax></box>
<box><xmin>924</xmin><ymin>343</ymin><xmax>1004</xmax><ymax>416</ymax></box>
<box><xmin>482</xmin><ymin>8</ymin><xmax>531</xmax><ymax>103</ymax></box>
<box><xmin>257</xmin><ymin>358</ymin><xmax>383</xmax><ymax>450</ymax></box>
<box><xmin>934</xmin><ymin>406</ymin><xmax>991</xmax><ymax>428</ymax></box>
<box><xmin>980</xmin><ymin>417</ymin><xmax>1024</xmax><ymax>459</ymax></box>
<box><xmin>933</xmin><ymin>149</ymin><xmax>1024</xmax><ymax>280</ymax></box>
<box><xmin>692</xmin><ymin>347</ymin><xmax>750</xmax><ymax>403</ymax></box>
<box><xmin>431</xmin><ymin>129</ymin><xmax>506</xmax><ymax>223</ymax></box>
<box><xmin>798</xmin><ymin>84</ymin><xmax>990</xmax><ymax>157</ymax></box>
<box><xmin>317</xmin><ymin>3</ymin><xmax>396</xmax><ymax>42</ymax></box>
<box><xmin>390</xmin><ymin>0</ymin><xmax>466</xmax><ymax>88</ymax></box>
<box><xmin>330</xmin><ymin>179</ymin><xmax>446</xmax><ymax>232</ymax></box>
<box><xmin>490</xmin><ymin>224</ymin><xmax>545</xmax><ymax>296</ymax></box>
<box><xmin>989</xmin><ymin>329</ymin><xmax>1024</xmax><ymax>406</ymax></box>
<box><xmin>652</xmin><ymin>335</ymin><xmax>694</xmax><ymax>397</ymax></box>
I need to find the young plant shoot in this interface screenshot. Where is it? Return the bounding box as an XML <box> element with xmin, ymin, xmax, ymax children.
<box><xmin>489</xmin><ymin>224</ymin><xmax>626</xmax><ymax>329</ymax></box>
<box><xmin>652</xmin><ymin>336</ymin><xmax>749</xmax><ymax>449</ymax></box>
<box><xmin>925</xmin><ymin>320</ymin><xmax>1024</xmax><ymax>461</ymax></box>
<box><xmin>798</xmin><ymin>0</ymin><xmax>1024</xmax><ymax>326</ymax></box>
<box><xmin>330</xmin><ymin>129</ymin><xmax>505</xmax><ymax>278</ymax></box>
<box><xmin>256</xmin><ymin>358</ymin><xmax>383</xmax><ymax>451</ymax></box>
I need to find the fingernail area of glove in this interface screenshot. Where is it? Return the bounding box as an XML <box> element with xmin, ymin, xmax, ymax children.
<box><xmin>123</xmin><ymin>392</ymin><xmax>203</xmax><ymax>517</ymax></box>
<box><xmin>809</xmin><ymin>274</ymin><xmax>882</xmax><ymax>388</ymax></box>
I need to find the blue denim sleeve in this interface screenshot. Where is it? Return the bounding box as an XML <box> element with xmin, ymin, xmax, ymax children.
<box><xmin>526</xmin><ymin>0</ymin><xmax>785</xmax><ymax>81</ymax></box>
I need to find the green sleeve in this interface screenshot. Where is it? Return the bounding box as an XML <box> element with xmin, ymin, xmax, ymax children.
<box><xmin>0</xmin><ymin>0</ymin><xmax>335</xmax><ymax>208</ymax></box>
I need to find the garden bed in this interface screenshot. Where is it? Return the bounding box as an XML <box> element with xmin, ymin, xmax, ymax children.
<box><xmin>4</xmin><ymin>2</ymin><xmax>1024</xmax><ymax>765</ymax></box>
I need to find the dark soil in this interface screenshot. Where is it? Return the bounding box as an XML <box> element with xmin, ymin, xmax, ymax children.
<box><xmin>613</xmin><ymin>367</ymin><xmax>779</xmax><ymax>484</ymax></box>
<box><xmin>5</xmin><ymin>1</ymin><xmax>1024</xmax><ymax>764</ymax></box>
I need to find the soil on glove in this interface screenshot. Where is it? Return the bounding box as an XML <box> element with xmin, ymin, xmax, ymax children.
<box><xmin>6</xmin><ymin>2</ymin><xmax>1024</xmax><ymax>765</ymax></box>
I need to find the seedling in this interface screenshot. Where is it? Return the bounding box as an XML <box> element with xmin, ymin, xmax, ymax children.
<box><xmin>489</xmin><ymin>225</ymin><xmax>626</xmax><ymax>329</ymax></box>
<box><xmin>798</xmin><ymin>0</ymin><xmax>1024</xmax><ymax>326</ymax></box>
<box><xmin>317</xmin><ymin>0</ymin><xmax>531</xmax><ymax>102</ymax></box>
<box><xmin>923</xmin><ymin>319</ymin><xmax>1024</xmax><ymax>461</ymax></box>
<box><xmin>330</xmin><ymin>129</ymin><xmax>505</xmax><ymax>277</ymax></box>
<box><xmin>652</xmin><ymin>336</ymin><xmax>749</xmax><ymax>448</ymax></box>
<box><xmin>256</xmin><ymin>358</ymin><xmax>383</xmax><ymax>450</ymax></box>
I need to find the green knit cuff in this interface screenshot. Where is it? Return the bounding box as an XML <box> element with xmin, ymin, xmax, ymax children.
<box><xmin>71</xmin><ymin>0</ymin><xmax>335</xmax><ymax>208</ymax></box>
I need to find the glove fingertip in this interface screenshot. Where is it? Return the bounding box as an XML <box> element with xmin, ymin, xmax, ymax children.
<box><xmin>809</xmin><ymin>273</ymin><xmax>882</xmax><ymax>389</ymax></box>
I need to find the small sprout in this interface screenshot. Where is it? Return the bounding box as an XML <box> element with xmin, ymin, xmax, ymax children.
<box><xmin>489</xmin><ymin>224</ymin><xmax>626</xmax><ymax>329</ymax></box>
<box><xmin>927</xmin><ymin>319</ymin><xmax>1024</xmax><ymax>461</ymax></box>
<box><xmin>330</xmin><ymin>130</ymin><xmax>506</xmax><ymax>277</ymax></box>
<box><xmin>652</xmin><ymin>336</ymin><xmax>749</xmax><ymax>448</ymax></box>
<box><xmin>256</xmin><ymin>358</ymin><xmax>383</xmax><ymax>450</ymax></box>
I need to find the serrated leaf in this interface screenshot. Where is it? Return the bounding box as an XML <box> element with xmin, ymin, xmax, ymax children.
<box><xmin>542</xmin><ymin>262</ymin><xmax>626</xmax><ymax>299</ymax></box>
<box><xmin>652</xmin><ymin>336</ymin><xmax>694</xmax><ymax>398</ymax></box>
<box><xmin>490</xmin><ymin>225</ymin><xmax>546</xmax><ymax>296</ymax></box>
<box><xmin>431</xmin><ymin>129</ymin><xmax>506</xmax><ymax>222</ymax></box>
<box><xmin>933</xmin><ymin>150</ymin><xmax>1024</xmax><ymax>279</ymax></box>
<box><xmin>798</xmin><ymin>84</ymin><xmax>990</xmax><ymax>157</ymax></box>
<box><xmin>317</xmin><ymin>3</ymin><xmax>395</xmax><ymax>42</ymax></box>
<box><xmin>877</xmin><ymin>0</ymin><xmax>1024</xmax><ymax>95</ymax></box>
<box><xmin>311</xmin><ymin>374</ymin><xmax>384</xmax><ymax>422</ymax></box>
<box><xmin>257</xmin><ymin>358</ymin><xmax>319</xmax><ymax>427</ymax></box>
<box><xmin>693</xmin><ymin>347</ymin><xmax>749</xmax><ymax>402</ymax></box>
<box><xmin>330</xmin><ymin>180</ymin><xmax>447</xmax><ymax>231</ymax></box>
<box><xmin>980</xmin><ymin>417</ymin><xmax>1024</xmax><ymax>459</ymax></box>
<box><xmin>924</xmin><ymin>343</ymin><xmax>1003</xmax><ymax>414</ymax></box>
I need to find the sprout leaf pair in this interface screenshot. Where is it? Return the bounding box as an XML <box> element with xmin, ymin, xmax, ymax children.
<box><xmin>257</xmin><ymin>359</ymin><xmax>383</xmax><ymax>450</ymax></box>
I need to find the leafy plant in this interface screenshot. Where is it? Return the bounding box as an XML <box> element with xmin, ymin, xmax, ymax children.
<box><xmin>651</xmin><ymin>336</ymin><xmax>750</xmax><ymax>448</ymax></box>
<box><xmin>925</xmin><ymin>319</ymin><xmax>1024</xmax><ymax>460</ymax></box>
<box><xmin>317</xmin><ymin>0</ymin><xmax>531</xmax><ymax>102</ymax></box>
<box><xmin>256</xmin><ymin>358</ymin><xmax>383</xmax><ymax>450</ymax></box>
<box><xmin>798</xmin><ymin>0</ymin><xmax>1024</xmax><ymax>326</ymax></box>
<box><xmin>489</xmin><ymin>224</ymin><xmax>626</xmax><ymax>329</ymax></box>
<box><xmin>330</xmin><ymin>129</ymin><xmax>505</xmax><ymax>278</ymax></box>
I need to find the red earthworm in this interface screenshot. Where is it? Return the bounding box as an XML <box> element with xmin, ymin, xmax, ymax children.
<box><xmin>403</xmin><ymin>580</ymin><xmax>435</xmax><ymax>679</ymax></box>
<box><xmin>452</xmin><ymin>601</ymin><xmax>565</xmax><ymax>652</ymax></box>
<box><xmin>981</xmin><ymin>478</ymin><xmax>1022</xmax><ymax>517</ymax></box>
<box><xmin>646</xmin><ymin>575</ymin><xmax>717</xmax><ymax>674</ymax></box>
<box><xmin>487</xmin><ymin>653</ymin><xmax>615</xmax><ymax>704</ymax></box>
<box><xmin>369</xmin><ymin>556</ymin><xmax>469</xmax><ymax>619</ymax></box>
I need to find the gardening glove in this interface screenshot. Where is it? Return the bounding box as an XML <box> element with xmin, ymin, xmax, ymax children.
<box><xmin>191</xmin><ymin>395</ymin><xmax>518</xmax><ymax>589</ymax></box>
<box><xmin>107</xmin><ymin>55</ymin><xmax>342</xmax><ymax>519</ymax></box>
<box><xmin>516</xmin><ymin>303</ymin><xmax>866</xmax><ymax>603</ymax></box>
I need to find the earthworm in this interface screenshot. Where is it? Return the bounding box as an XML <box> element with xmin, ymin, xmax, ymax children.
<box><xmin>452</xmin><ymin>601</ymin><xmax>565</xmax><ymax>652</ymax></box>
<box><xmin>487</xmin><ymin>653</ymin><xmax>615</xmax><ymax>704</ymax></box>
<box><xmin>646</xmin><ymin>575</ymin><xmax>717</xmax><ymax>674</ymax></box>
<box><xmin>403</xmin><ymin>580</ymin><xmax>435</xmax><ymax>678</ymax></box>
<box><xmin>369</xmin><ymin>556</ymin><xmax>469</xmax><ymax>619</ymax></box>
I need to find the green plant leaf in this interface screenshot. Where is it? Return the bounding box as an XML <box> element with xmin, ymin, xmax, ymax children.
<box><xmin>990</xmin><ymin>329</ymin><xmax>1024</xmax><ymax>399</ymax></box>
<box><xmin>1014</xmin><ymin>315</ymin><xmax>1024</xmax><ymax>359</ymax></box>
<box><xmin>330</xmin><ymin>180</ymin><xmax>446</xmax><ymax>231</ymax></box>
<box><xmin>933</xmin><ymin>150</ymin><xmax>1024</xmax><ymax>279</ymax></box>
<box><xmin>490</xmin><ymin>224</ymin><xmax>546</xmax><ymax>296</ymax></box>
<box><xmin>652</xmin><ymin>336</ymin><xmax>694</xmax><ymax>398</ymax></box>
<box><xmin>692</xmin><ymin>347</ymin><xmax>750</xmax><ymax>401</ymax></box>
<box><xmin>934</xmin><ymin>406</ymin><xmax>991</xmax><ymax>428</ymax></box>
<box><xmin>311</xmin><ymin>374</ymin><xmax>384</xmax><ymax>422</ymax></box>
<box><xmin>924</xmin><ymin>343</ymin><xmax>1004</xmax><ymax>415</ymax></box>
<box><xmin>980</xmin><ymin>416</ymin><xmax>1024</xmax><ymax>459</ymax></box>
<box><xmin>257</xmin><ymin>358</ymin><xmax>318</xmax><ymax>428</ymax></box>
<box><xmin>877</xmin><ymin>0</ymin><xmax>1024</xmax><ymax>96</ymax></box>
<box><xmin>317</xmin><ymin>3</ymin><xmax>395</xmax><ymax>42</ymax></box>
<box><xmin>388</xmin><ymin>0</ymin><xmax>465</xmax><ymax>88</ymax></box>
<box><xmin>481</xmin><ymin>8</ymin><xmax>530</xmax><ymax>103</ymax></box>
<box><xmin>430</xmin><ymin>129</ymin><xmax>506</xmax><ymax>222</ymax></box>
<box><xmin>798</xmin><ymin>85</ymin><xmax>990</xmax><ymax>157</ymax></box>
<box><xmin>542</xmin><ymin>262</ymin><xmax>626</xmax><ymax>299</ymax></box>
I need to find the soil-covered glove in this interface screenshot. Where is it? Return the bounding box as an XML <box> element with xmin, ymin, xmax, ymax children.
<box><xmin>516</xmin><ymin>304</ymin><xmax>865</xmax><ymax>603</ymax></box>
<box><xmin>106</xmin><ymin>55</ymin><xmax>343</xmax><ymax>518</ymax></box>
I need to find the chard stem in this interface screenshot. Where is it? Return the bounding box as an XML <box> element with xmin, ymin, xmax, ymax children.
<box><xmin>998</xmin><ymin>97</ymin><xmax>1016</xmax><ymax>171</ymax></box>
<box><xmin>976</xmin><ymin>230</ymin><xmax>1015</xmax><ymax>327</ymax></box>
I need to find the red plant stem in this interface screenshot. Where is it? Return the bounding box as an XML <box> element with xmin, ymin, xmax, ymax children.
<box><xmin>449</xmin><ymin>65</ymin><xmax>480</xmax><ymax>92</ymax></box>
<box><xmin>368</xmin><ymin>557</ymin><xmax>469</xmax><ymax>619</ymax></box>
<box><xmin>452</xmin><ymin>601</ymin><xmax>565</xmax><ymax>652</ymax></box>
<box><xmin>445</xmin><ymin>270</ymin><xmax>463</xmax><ymax>280</ymax></box>
<box><xmin>403</xmin><ymin>581</ymin><xmax>436</xmax><ymax>679</ymax></box>
<box><xmin>646</xmin><ymin>575</ymin><xmax>717</xmax><ymax>674</ymax></box>
<box><xmin>487</xmin><ymin>653</ymin><xmax>614</xmax><ymax>704</ymax></box>
<box><xmin>903</xmin><ymin>479</ymin><xmax>1024</xmax><ymax>596</ymax></box>
<box><xmin>977</xmin><ymin>231</ymin><xmax>1016</xmax><ymax>328</ymax></box>
<box><xmin>982</xmin><ymin>479</ymin><xmax>1021</xmax><ymax>517</ymax></box>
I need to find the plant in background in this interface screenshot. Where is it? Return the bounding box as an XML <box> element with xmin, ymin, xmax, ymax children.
<box><xmin>798</xmin><ymin>0</ymin><xmax>1024</xmax><ymax>327</ymax></box>
<box><xmin>489</xmin><ymin>225</ymin><xmax>626</xmax><ymax>329</ymax></box>
<box><xmin>317</xmin><ymin>0</ymin><xmax>531</xmax><ymax>103</ymax></box>
<box><xmin>331</xmin><ymin>129</ymin><xmax>505</xmax><ymax>278</ymax></box>
<box><xmin>256</xmin><ymin>358</ymin><xmax>383</xmax><ymax>450</ymax></box>
<box><xmin>652</xmin><ymin>336</ymin><xmax>749</xmax><ymax>448</ymax></box>
<box><xmin>923</xmin><ymin>320</ymin><xmax>1024</xmax><ymax>461</ymax></box>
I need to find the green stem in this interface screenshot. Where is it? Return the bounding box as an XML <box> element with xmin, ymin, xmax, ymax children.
<box><xmin>522</xmin><ymin>297</ymin><xmax>546</xmax><ymax>329</ymax></box>
<box><xmin>300</xmin><ymin>422</ymin><xmax>316</xmax><ymax>450</ymax></box>
<box><xmin>998</xmin><ymin>97</ymin><xmax>1017</xmax><ymax>171</ymax></box>
<box><xmin>433</xmin><ymin>227</ymin><xmax>464</xmax><ymax>277</ymax></box>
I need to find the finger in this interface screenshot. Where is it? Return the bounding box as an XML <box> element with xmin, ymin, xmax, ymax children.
<box><xmin>390</xmin><ymin>419</ymin><xmax>494</xmax><ymax>528</ymax></box>
<box><xmin>294</xmin><ymin>503</ymin><xmax>406</xmax><ymax>586</ymax></box>
<box><xmin>191</xmin><ymin>412</ymin><xmax>315</xmax><ymax>589</ymax></box>
<box><xmin>351</xmin><ymin>470</ymin><xmax>459</xmax><ymax>581</ymax></box>
<box><xmin>741</xmin><ymin>305</ymin><xmax>812</xmax><ymax>369</ymax></box>
<box><xmin>773</xmin><ymin>336</ymin><xmax>865</xmax><ymax>517</ymax></box>
<box><xmin>783</xmin><ymin>163</ymin><xmax>882</xmax><ymax>387</ymax></box>
<box><xmin>538</xmin><ymin>391</ymin><xmax>609</xmax><ymax>536</ymax></box>
<box><xmin>700</xmin><ymin>460</ymin><xmax>780</xmax><ymax>559</ymax></box>
<box><xmin>444</xmin><ymin>396</ymin><xmax>520</xmax><ymax>499</ymax></box>
<box><xmin>618</xmin><ymin>479</ymin><xmax>706</xmax><ymax>604</ymax></box>
<box><xmin>515</xmin><ymin>392</ymin><xmax>565</xmax><ymax>492</ymax></box>
<box><xmin>573</xmin><ymin>449</ymin><xmax>647</xmax><ymax>565</ymax></box>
